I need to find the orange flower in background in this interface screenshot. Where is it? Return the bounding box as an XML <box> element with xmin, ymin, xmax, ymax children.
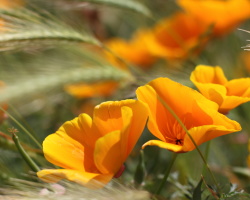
<box><xmin>64</xmin><ymin>81</ymin><xmax>119</xmax><ymax>99</ymax></box>
<box><xmin>136</xmin><ymin>77</ymin><xmax>241</xmax><ymax>153</ymax></box>
<box><xmin>37</xmin><ymin>100</ymin><xmax>148</xmax><ymax>188</ymax></box>
<box><xmin>104</xmin><ymin>35</ymin><xmax>155</xmax><ymax>69</ymax></box>
<box><xmin>190</xmin><ymin>65</ymin><xmax>250</xmax><ymax>114</ymax></box>
<box><xmin>177</xmin><ymin>0</ymin><xmax>250</xmax><ymax>36</ymax></box>
<box><xmin>0</xmin><ymin>0</ymin><xmax>23</xmax><ymax>8</ymax></box>
<box><xmin>142</xmin><ymin>12</ymin><xmax>209</xmax><ymax>60</ymax></box>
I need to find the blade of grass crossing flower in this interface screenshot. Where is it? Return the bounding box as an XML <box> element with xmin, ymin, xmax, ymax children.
<box><xmin>0</xmin><ymin>107</ymin><xmax>42</xmax><ymax>149</ymax></box>
<box><xmin>77</xmin><ymin>0</ymin><xmax>152</xmax><ymax>17</ymax></box>
<box><xmin>155</xmin><ymin>93</ymin><xmax>221</xmax><ymax>195</ymax></box>
<box><xmin>12</xmin><ymin>133</ymin><xmax>40</xmax><ymax>172</ymax></box>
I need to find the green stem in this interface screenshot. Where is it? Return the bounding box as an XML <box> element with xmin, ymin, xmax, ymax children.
<box><xmin>156</xmin><ymin>95</ymin><xmax>221</xmax><ymax>194</ymax></box>
<box><xmin>155</xmin><ymin>152</ymin><xmax>178</xmax><ymax>195</ymax></box>
<box><xmin>12</xmin><ymin>133</ymin><xmax>40</xmax><ymax>172</ymax></box>
<box><xmin>0</xmin><ymin>107</ymin><xmax>42</xmax><ymax>149</ymax></box>
<box><xmin>202</xmin><ymin>141</ymin><xmax>211</xmax><ymax>175</ymax></box>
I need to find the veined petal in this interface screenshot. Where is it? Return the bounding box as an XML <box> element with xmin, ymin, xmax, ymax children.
<box><xmin>142</xmin><ymin>140</ymin><xmax>183</xmax><ymax>153</ymax></box>
<box><xmin>94</xmin><ymin>130</ymin><xmax>122</xmax><ymax>175</ymax></box>
<box><xmin>37</xmin><ymin>169</ymin><xmax>113</xmax><ymax>189</ymax></box>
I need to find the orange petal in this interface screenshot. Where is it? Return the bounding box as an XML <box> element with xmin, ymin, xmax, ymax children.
<box><xmin>93</xmin><ymin>100</ymin><xmax>148</xmax><ymax>173</ymax></box>
<box><xmin>177</xmin><ymin>0</ymin><xmax>250</xmax><ymax>36</ymax></box>
<box><xmin>190</xmin><ymin>65</ymin><xmax>228</xmax><ymax>85</ymax></box>
<box><xmin>43</xmin><ymin>114</ymin><xmax>99</xmax><ymax>172</ymax></box>
<box><xmin>142</xmin><ymin>140</ymin><xmax>184</xmax><ymax>153</ymax></box>
<box><xmin>226</xmin><ymin>78</ymin><xmax>250</xmax><ymax>97</ymax></box>
<box><xmin>37</xmin><ymin>169</ymin><xmax>112</xmax><ymax>189</ymax></box>
<box><xmin>94</xmin><ymin>130</ymin><xmax>122</xmax><ymax>175</ymax></box>
<box><xmin>120</xmin><ymin>101</ymin><xmax>148</xmax><ymax>158</ymax></box>
<box><xmin>64</xmin><ymin>81</ymin><xmax>119</xmax><ymax>99</ymax></box>
<box><xmin>190</xmin><ymin>65</ymin><xmax>228</xmax><ymax>106</ymax></box>
<box><xmin>219</xmin><ymin>96</ymin><xmax>250</xmax><ymax>114</ymax></box>
<box><xmin>183</xmin><ymin>123</ymin><xmax>241</xmax><ymax>152</ymax></box>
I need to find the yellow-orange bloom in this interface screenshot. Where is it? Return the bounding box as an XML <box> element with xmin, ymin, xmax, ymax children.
<box><xmin>104</xmin><ymin>35</ymin><xmax>155</xmax><ymax>69</ymax></box>
<box><xmin>190</xmin><ymin>65</ymin><xmax>250</xmax><ymax>114</ymax></box>
<box><xmin>177</xmin><ymin>0</ymin><xmax>250</xmax><ymax>36</ymax></box>
<box><xmin>64</xmin><ymin>81</ymin><xmax>119</xmax><ymax>99</ymax></box>
<box><xmin>37</xmin><ymin>100</ymin><xmax>148</xmax><ymax>188</ymax></box>
<box><xmin>136</xmin><ymin>77</ymin><xmax>241</xmax><ymax>153</ymax></box>
<box><xmin>141</xmin><ymin>12</ymin><xmax>208</xmax><ymax>60</ymax></box>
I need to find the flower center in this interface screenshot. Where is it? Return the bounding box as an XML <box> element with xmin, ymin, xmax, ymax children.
<box><xmin>175</xmin><ymin>139</ymin><xmax>183</xmax><ymax>145</ymax></box>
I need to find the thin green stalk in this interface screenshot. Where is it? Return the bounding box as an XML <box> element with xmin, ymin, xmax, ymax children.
<box><xmin>156</xmin><ymin>95</ymin><xmax>221</xmax><ymax>194</ymax></box>
<box><xmin>202</xmin><ymin>141</ymin><xmax>211</xmax><ymax>175</ymax></box>
<box><xmin>12</xmin><ymin>133</ymin><xmax>40</xmax><ymax>172</ymax></box>
<box><xmin>0</xmin><ymin>107</ymin><xmax>42</xmax><ymax>149</ymax></box>
<box><xmin>155</xmin><ymin>152</ymin><xmax>178</xmax><ymax>195</ymax></box>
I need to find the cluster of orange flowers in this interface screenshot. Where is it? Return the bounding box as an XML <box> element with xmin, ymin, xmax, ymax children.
<box><xmin>104</xmin><ymin>0</ymin><xmax>250</xmax><ymax>68</ymax></box>
<box><xmin>37</xmin><ymin>65</ymin><xmax>250</xmax><ymax>188</ymax></box>
<box><xmin>65</xmin><ymin>0</ymin><xmax>250</xmax><ymax>101</ymax></box>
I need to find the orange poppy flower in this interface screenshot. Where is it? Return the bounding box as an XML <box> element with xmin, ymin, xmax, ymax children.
<box><xmin>64</xmin><ymin>81</ymin><xmax>119</xmax><ymax>99</ymax></box>
<box><xmin>177</xmin><ymin>0</ymin><xmax>250</xmax><ymax>36</ymax></box>
<box><xmin>104</xmin><ymin>34</ymin><xmax>155</xmax><ymax>69</ymax></box>
<box><xmin>190</xmin><ymin>65</ymin><xmax>250</xmax><ymax>114</ymax></box>
<box><xmin>136</xmin><ymin>77</ymin><xmax>241</xmax><ymax>153</ymax></box>
<box><xmin>37</xmin><ymin>99</ymin><xmax>148</xmax><ymax>188</ymax></box>
<box><xmin>141</xmin><ymin>12</ymin><xmax>209</xmax><ymax>60</ymax></box>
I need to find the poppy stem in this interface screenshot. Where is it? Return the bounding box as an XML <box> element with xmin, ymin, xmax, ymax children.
<box><xmin>157</xmin><ymin>95</ymin><xmax>222</xmax><ymax>195</ymax></box>
<box><xmin>12</xmin><ymin>133</ymin><xmax>40</xmax><ymax>172</ymax></box>
<box><xmin>202</xmin><ymin>141</ymin><xmax>211</xmax><ymax>175</ymax></box>
<box><xmin>155</xmin><ymin>152</ymin><xmax>178</xmax><ymax>195</ymax></box>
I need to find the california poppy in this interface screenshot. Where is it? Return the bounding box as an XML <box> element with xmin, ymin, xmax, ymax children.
<box><xmin>190</xmin><ymin>65</ymin><xmax>250</xmax><ymax>114</ymax></box>
<box><xmin>177</xmin><ymin>0</ymin><xmax>250</xmax><ymax>36</ymax></box>
<box><xmin>136</xmin><ymin>77</ymin><xmax>241</xmax><ymax>153</ymax></box>
<box><xmin>37</xmin><ymin>99</ymin><xmax>148</xmax><ymax>188</ymax></box>
<box><xmin>141</xmin><ymin>12</ymin><xmax>208</xmax><ymax>60</ymax></box>
<box><xmin>104</xmin><ymin>35</ymin><xmax>155</xmax><ymax>69</ymax></box>
<box><xmin>64</xmin><ymin>81</ymin><xmax>119</xmax><ymax>99</ymax></box>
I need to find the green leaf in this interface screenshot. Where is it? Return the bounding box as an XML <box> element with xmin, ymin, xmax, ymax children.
<box><xmin>192</xmin><ymin>178</ymin><xmax>203</xmax><ymax>200</ymax></box>
<box><xmin>78</xmin><ymin>0</ymin><xmax>152</xmax><ymax>17</ymax></box>
<box><xmin>134</xmin><ymin>150</ymin><xmax>146</xmax><ymax>187</ymax></box>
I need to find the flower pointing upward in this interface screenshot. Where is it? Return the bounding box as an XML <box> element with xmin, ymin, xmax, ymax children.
<box><xmin>190</xmin><ymin>65</ymin><xmax>250</xmax><ymax>114</ymax></box>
